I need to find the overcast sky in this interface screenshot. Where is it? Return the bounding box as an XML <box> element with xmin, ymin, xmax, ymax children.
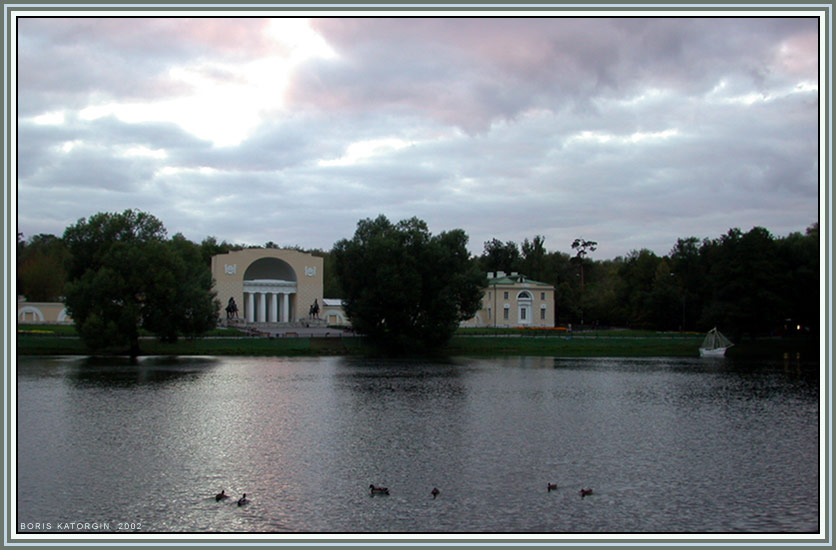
<box><xmin>15</xmin><ymin>15</ymin><xmax>820</xmax><ymax>259</ymax></box>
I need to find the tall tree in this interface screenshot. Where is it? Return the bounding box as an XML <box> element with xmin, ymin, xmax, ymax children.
<box><xmin>616</xmin><ymin>249</ymin><xmax>662</xmax><ymax>329</ymax></box>
<box><xmin>333</xmin><ymin>215</ymin><xmax>485</xmax><ymax>352</ymax></box>
<box><xmin>480</xmin><ymin>238</ymin><xmax>521</xmax><ymax>274</ymax></box>
<box><xmin>520</xmin><ymin>235</ymin><xmax>547</xmax><ymax>281</ymax></box>
<box><xmin>571</xmin><ymin>238</ymin><xmax>598</xmax><ymax>290</ymax></box>
<box><xmin>571</xmin><ymin>238</ymin><xmax>597</xmax><ymax>325</ymax></box>
<box><xmin>63</xmin><ymin>210</ymin><xmax>219</xmax><ymax>356</ymax></box>
<box><xmin>775</xmin><ymin>223</ymin><xmax>819</xmax><ymax>332</ymax></box>
<box><xmin>17</xmin><ymin>234</ymin><xmax>70</xmax><ymax>302</ymax></box>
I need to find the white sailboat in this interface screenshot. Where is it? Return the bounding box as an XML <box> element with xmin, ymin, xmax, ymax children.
<box><xmin>699</xmin><ymin>327</ymin><xmax>733</xmax><ymax>357</ymax></box>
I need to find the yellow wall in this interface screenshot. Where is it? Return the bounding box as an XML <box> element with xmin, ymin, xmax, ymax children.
<box><xmin>461</xmin><ymin>280</ymin><xmax>555</xmax><ymax>328</ymax></box>
<box><xmin>17</xmin><ymin>301</ymin><xmax>72</xmax><ymax>324</ymax></box>
<box><xmin>211</xmin><ymin>248</ymin><xmax>323</xmax><ymax>323</ymax></box>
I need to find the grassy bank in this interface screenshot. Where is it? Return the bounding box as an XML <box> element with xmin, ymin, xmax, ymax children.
<box><xmin>15</xmin><ymin>325</ymin><xmax>817</xmax><ymax>360</ymax></box>
<box><xmin>446</xmin><ymin>334</ymin><xmax>703</xmax><ymax>357</ymax></box>
<box><xmin>15</xmin><ymin>329</ymin><xmax>369</xmax><ymax>357</ymax></box>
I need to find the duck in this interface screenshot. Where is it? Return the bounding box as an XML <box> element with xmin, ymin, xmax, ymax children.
<box><xmin>431</xmin><ymin>487</ymin><xmax>440</xmax><ymax>499</ymax></box>
<box><xmin>215</xmin><ymin>489</ymin><xmax>230</xmax><ymax>502</ymax></box>
<box><xmin>369</xmin><ymin>484</ymin><xmax>390</xmax><ymax>495</ymax></box>
<box><xmin>579</xmin><ymin>488</ymin><xmax>593</xmax><ymax>497</ymax></box>
<box><xmin>237</xmin><ymin>493</ymin><xmax>250</xmax><ymax>506</ymax></box>
<box><xmin>547</xmin><ymin>483</ymin><xmax>558</xmax><ymax>492</ymax></box>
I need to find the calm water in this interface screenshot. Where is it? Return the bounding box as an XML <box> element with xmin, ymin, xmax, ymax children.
<box><xmin>16</xmin><ymin>355</ymin><xmax>819</xmax><ymax>534</ymax></box>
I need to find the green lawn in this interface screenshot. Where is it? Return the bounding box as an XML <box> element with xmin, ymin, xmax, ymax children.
<box><xmin>14</xmin><ymin>324</ymin><xmax>815</xmax><ymax>359</ymax></box>
<box><xmin>447</xmin><ymin>334</ymin><xmax>703</xmax><ymax>357</ymax></box>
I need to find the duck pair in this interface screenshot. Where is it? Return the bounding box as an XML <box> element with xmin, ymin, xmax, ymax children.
<box><xmin>547</xmin><ymin>483</ymin><xmax>593</xmax><ymax>497</ymax></box>
<box><xmin>370</xmin><ymin>485</ymin><xmax>441</xmax><ymax>498</ymax></box>
<box><xmin>215</xmin><ymin>490</ymin><xmax>249</xmax><ymax>506</ymax></box>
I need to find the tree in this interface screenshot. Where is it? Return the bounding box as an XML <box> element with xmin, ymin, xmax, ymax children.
<box><xmin>333</xmin><ymin>215</ymin><xmax>485</xmax><ymax>352</ymax></box>
<box><xmin>520</xmin><ymin>235</ymin><xmax>547</xmax><ymax>282</ymax></box>
<box><xmin>616</xmin><ymin>249</ymin><xmax>662</xmax><ymax>329</ymax></box>
<box><xmin>63</xmin><ymin>210</ymin><xmax>219</xmax><ymax>356</ymax></box>
<box><xmin>775</xmin><ymin>224</ymin><xmax>819</xmax><ymax>333</ymax></box>
<box><xmin>571</xmin><ymin>238</ymin><xmax>597</xmax><ymax>290</ymax></box>
<box><xmin>199</xmin><ymin>236</ymin><xmax>242</xmax><ymax>266</ymax></box>
<box><xmin>571</xmin><ymin>238</ymin><xmax>597</xmax><ymax>325</ymax></box>
<box><xmin>17</xmin><ymin>234</ymin><xmax>70</xmax><ymax>302</ymax></box>
<box><xmin>480</xmin><ymin>238</ymin><xmax>521</xmax><ymax>274</ymax></box>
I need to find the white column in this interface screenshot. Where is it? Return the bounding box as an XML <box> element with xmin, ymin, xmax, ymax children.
<box><xmin>270</xmin><ymin>293</ymin><xmax>278</xmax><ymax>323</ymax></box>
<box><xmin>282</xmin><ymin>292</ymin><xmax>290</xmax><ymax>323</ymax></box>
<box><xmin>258</xmin><ymin>292</ymin><xmax>266</xmax><ymax>323</ymax></box>
<box><xmin>246</xmin><ymin>292</ymin><xmax>254</xmax><ymax>323</ymax></box>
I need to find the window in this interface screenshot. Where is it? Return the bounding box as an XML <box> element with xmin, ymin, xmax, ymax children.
<box><xmin>540</xmin><ymin>305</ymin><xmax>547</xmax><ymax>320</ymax></box>
<box><xmin>504</xmin><ymin>291</ymin><xmax>509</xmax><ymax>299</ymax></box>
<box><xmin>541</xmin><ymin>292</ymin><xmax>546</xmax><ymax>301</ymax></box>
<box><xmin>520</xmin><ymin>308</ymin><xmax>527</xmax><ymax>320</ymax></box>
<box><xmin>503</xmin><ymin>306</ymin><xmax>510</xmax><ymax>320</ymax></box>
<box><xmin>488</xmin><ymin>308</ymin><xmax>492</xmax><ymax>320</ymax></box>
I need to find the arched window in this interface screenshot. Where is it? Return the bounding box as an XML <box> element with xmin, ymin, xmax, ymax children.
<box><xmin>516</xmin><ymin>291</ymin><xmax>532</xmax><ymax>325</ymax></box>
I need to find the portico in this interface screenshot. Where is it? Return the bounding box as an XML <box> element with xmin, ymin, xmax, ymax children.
<box><xmin>242</xmin><ymin>280</ymin><xmax>296</xmax><ymax>323</ymax></box>
<box><xmin>211</xmin><ymin>248</ymin><xmax>324</xmax><ymax>327</ymax></box>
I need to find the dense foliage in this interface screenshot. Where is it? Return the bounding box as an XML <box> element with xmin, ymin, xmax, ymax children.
<box><xmin>477</xmin><ymin>223</ymin><xmax>819</xmax><ymax>338</ymax></box>
<box><xmin>18</xmin><ymin>210</ymin><xmax>818</xmax><ymax>342</ymax></box>
<box><xmin>61</xmin><ymin>210</ymin><xmax>219</xmax><ymax>356</ymax></box>
<box><xmin>332</xmin><ymin>215</ymin><xmax>485</xmax><ymax>351</ymax></box>
<box><xmin>17</xmin><ymin>233</ymin><xmax>69</xmax><ymax>302</ymax></box>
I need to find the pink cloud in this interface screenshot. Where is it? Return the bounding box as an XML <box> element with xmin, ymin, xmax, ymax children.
<box><xmin>288</xmin><ymin>18</ymin><xmax>818</xmax><ymax>133</ymax></box>
<box><xmin>774</xmin><ymin>30</ymin><xmax>819</xmax><ymax>78</ymax></box>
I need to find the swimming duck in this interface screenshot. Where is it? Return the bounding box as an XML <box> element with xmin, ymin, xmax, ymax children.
<box><xmin>369</xmin><ymin>484</ymin><xmax>389</xmax><ymax>495</ymax></box>
<box><xmin>431</xmin><ymin>487</ymin><xmax>440</xmax><ymax>499</ymax></box>
<box><xmin>215</xmin><ymin>489</ymin><xmax>230</xmax><ymax>502</ymax></box>
<box><xmin>237</xmin><ymin>493</ymin><xmax>250</xmax><ymax>506</ymax></box>
<box><xmin>547</xmin><ymin>483</ymin><xmax>558</xmax><ymax>492</ymax></box>
<box><xmin>579</xmin><ymin>488</ymin><xmax>593</xmax><ymax>497</ymax></box>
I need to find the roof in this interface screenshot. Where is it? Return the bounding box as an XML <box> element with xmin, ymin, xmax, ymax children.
<box><xmin>487</xmin><ymin>273</ymin><xmax>552</xmax><ymax>287</ymax></box>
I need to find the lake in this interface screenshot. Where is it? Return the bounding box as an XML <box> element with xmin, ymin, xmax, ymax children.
<box><xmin>15</xmin><ymin>354</ymin><xmax>819</xmax><ymax>536</ymax></box>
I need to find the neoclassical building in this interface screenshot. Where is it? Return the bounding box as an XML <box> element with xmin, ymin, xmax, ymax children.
<box><xmin>211</xmin><ymin>249</ymin><xmax>323</xmax><ymax>325</ymax></box>
<box><xmin>461</xmin><ymin>272</ymin><xmax>555</xmax><ymax>328</ymax></box>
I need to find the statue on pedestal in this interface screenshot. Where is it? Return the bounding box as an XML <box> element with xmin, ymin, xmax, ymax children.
<box><xmin>226</xmin><ymin>297</ymin><xmax>239</xmax><ymax>319</ymax></box>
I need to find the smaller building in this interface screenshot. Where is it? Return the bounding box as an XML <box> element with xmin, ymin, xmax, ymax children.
<box><xmin>321</xmin><ymin>299</ymin><xmax>350</xmax><ymax>327</ymax></box>
<box><xmin>17</xmin><ymin>298</ymin><xmax>72</xmax><ymax>324</ymax></box>
<box><xmin>462</xmin><ymin>272</ymin><xmax>555</xmax><ymax>328</ymax></box>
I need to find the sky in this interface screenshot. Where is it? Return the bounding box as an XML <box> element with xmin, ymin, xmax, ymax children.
<box><xmin>15</xmin><ymin>14</ymin><xmax>821</xmax><ymax>260</ymax></box>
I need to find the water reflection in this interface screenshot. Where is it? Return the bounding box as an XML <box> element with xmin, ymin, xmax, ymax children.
<box><xmin>63</xmin><ymin>356</ymin><xmax>221</xmax><ymax>388</ymax></box>
<box><xmin>16</xmin><ymin>355</ymin><xmax>819</xmax><ymax>534</ymax></box>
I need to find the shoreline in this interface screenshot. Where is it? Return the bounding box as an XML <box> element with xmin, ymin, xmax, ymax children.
<box><xmin>15</xmin><ymin>328</ymin><xmax>818</xmax><ymax>360</ymax></box>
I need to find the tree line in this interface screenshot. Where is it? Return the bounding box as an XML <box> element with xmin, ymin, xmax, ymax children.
<box><xmin>473</xmin><ymin>224</ymin><xmax>819</xmax><ymax>339</ymax></box>
<box><xmin>17</xmin><ymin>210</ymin><xmax>818</xmax><ymax>355</ymax></box>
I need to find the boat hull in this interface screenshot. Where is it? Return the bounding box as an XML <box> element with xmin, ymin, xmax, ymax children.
<box><xmin>699</xmin><ymin>347</ymin><xmax>729</xmax><ymax>357</ymax></box>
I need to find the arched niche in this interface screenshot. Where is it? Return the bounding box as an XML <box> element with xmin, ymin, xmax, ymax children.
<box><xmin>244</xmin><ymin>257</ymin><xmax>297</xmax><ymax>282</ymax></box>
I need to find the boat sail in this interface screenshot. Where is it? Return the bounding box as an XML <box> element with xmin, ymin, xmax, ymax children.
<box><xmin>699</xmin><ymin>327</ymin><xmax>733</xmax><ymax>357</ymax></box>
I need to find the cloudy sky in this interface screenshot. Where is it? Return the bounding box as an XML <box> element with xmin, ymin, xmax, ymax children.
<box><xmin>15</xmin><ymin>14</ymin><xmax>820</xmax><ymax>259</ymax></box>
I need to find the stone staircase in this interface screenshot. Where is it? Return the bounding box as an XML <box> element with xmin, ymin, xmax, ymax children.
<box><xmin>220</xmin><ymin>317</ymin><xmax>328</xmax><ymax>330</ymax></box>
